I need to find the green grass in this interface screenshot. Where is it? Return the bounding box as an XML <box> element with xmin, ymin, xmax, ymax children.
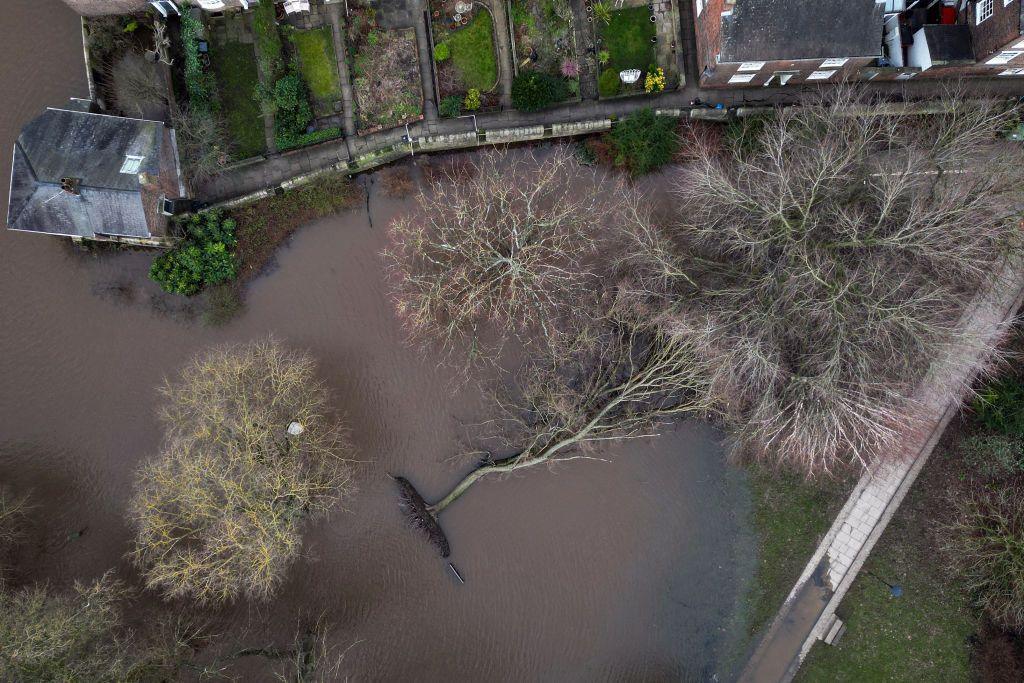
<box><xmin>252</xmin><ymin>0</ymin><xmax>284</xmax><ymax>78</ymax></box>
<box><xmin>599</xmin><ymin>6</ymin><xmax>656</xmax><ymax>74</ymax></box>
<box><xmin>290</xmin><ymin>27</ymin><xmax>343</xmax><ymax>101</ymax></box>
<box><xmin>208</xmin><ymin>39</ymin><xmax>266</xmax><ymax>160</ymax></box>
<box><xmin>443</xmin><ymin>12</ymin><xmax>498</xmax><ymax>91</ymax></box>
<box><xmin>745</xmin><ymin>467</ymin><xmax>847</xmax><ymax>640</ymax></box>
<box><xmin>796</xmin><ymin>452</ymin><xmax>975</xmax><ymax>682</ymax></box>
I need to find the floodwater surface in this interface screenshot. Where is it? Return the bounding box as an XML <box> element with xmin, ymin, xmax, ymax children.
<box><xmin>0</xmin><ymin>1</ymin><xmax>755</xmax><ymax>680</ymax></box>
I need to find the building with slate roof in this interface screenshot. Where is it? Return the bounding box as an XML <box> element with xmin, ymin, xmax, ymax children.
<box><xmin>7</xmin><ymin>104</ymin><xmax>187</xmax><ymax>246</ymax></box>
<box><xmin>693</xmin><ymin>0</ymin><xmax>1024</xmax><ymax>88</ymax></box>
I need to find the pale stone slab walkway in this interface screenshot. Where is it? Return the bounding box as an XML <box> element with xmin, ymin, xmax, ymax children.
<box><xmin>739</xmin><ymin>253</ymin><xmax>1024</xmax><ymax>683</ymax></box>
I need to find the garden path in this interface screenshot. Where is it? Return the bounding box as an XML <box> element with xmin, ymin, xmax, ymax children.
<box><xmin>325</xmin><ymin>1</ymin><xmax>358</xmax><ymax>136</ymax></box>
<box><xmin>569</xmin><ymin>0</ymin><xmax>598</xmax><ymax>100</ymax></box>
<box><xmin>414</xmin><ymin>12</ymin><xmax>440</xmax><ymax>122</ymax></box>
<box><xmin>739</xmin><ymin>253</ymin><xmax>1024</xmax><ymax>683</ymax></box>
<box><xmin>486</xmin><ymin>0</ymin><xmax>514</xmax><ymax>107</ymax></box>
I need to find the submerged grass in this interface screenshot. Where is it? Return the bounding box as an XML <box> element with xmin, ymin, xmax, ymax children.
<box><xmin>744</xmin><ymin>466</ymin><xmax>847</xmax><ymax>640</ymax></box>
<box><xmin>231</xmin><ymin>173</ymin><xmax>364</xmax><ymax>280</ymax></box>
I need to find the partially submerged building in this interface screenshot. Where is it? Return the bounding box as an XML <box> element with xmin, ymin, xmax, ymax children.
<box><xmin>7</xmin><ymin>104</ymin><xmax>187</xmax><ymax>246</ymax></box>
<box><xmin>694</xmin><ymin>0</ymin><xmax>1024</xmax><ymax>86</ymax></box>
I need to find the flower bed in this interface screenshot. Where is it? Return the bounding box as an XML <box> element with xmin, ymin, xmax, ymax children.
<box><xmin>510</xmin><ymin>0</ymin><xmax>578</xmax><ymax>101</ymax></box>
<box><xmin>429</xmin><ymin>4</ymin><xmax>500</xmax><ymax>112</ymax></box>
<box><xmin>347</xmin><ymin>7</ymin><xmax>423</xmax><ymax>133</ymax></box>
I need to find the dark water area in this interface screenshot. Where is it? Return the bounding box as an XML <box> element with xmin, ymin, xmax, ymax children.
<box><xmin>0</xmin><ymin>1</ymin><xmax>756</xmax><ymax>679</ymax></box>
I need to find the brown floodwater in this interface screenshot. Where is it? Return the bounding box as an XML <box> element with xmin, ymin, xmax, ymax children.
<box><xmin>0</xmin><ymin>1</ymin><xmax>756</xmax><ymax>680</ymax></box>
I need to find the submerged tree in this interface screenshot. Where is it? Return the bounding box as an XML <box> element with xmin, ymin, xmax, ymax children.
<box><xmin>130</xmin><ymin>339</ymin><xmax>354</xmax><ymax>605</ymax></box>
<box><xmin>623</xmin><ymin>87</ymin><xmax>1024</xmax><ymax>476</ymax></box>
<box><xmin>0</xmin><ymin>573</ymin><xmax>184</xmax><ymax>682</ymax></box>
<box><xmin>385</xmin><ymin>147</ymin><xmax>630</xmax><ymax>365</ymax></box>
<box><xmin>400</xmin><ymin>321</ymin><xmax>713</xmax><ymax>554</ymax></box>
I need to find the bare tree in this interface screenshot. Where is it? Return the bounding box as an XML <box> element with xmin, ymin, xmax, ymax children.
<box><xmin>170</xmin><ymin>105</ymin><xmax>233</xmax><ymax>184</ymax></box>
<box><xmin>623</xmin><ymin>86</ymin><xmax>1024</xmax><ymax>476</ymax></box>
<box><xmin>106</xmin><ymin>54</ymin><xmax>166</xmax><ymax>117</ymax></box>
<box><xmin>385</xmin><ymin>147</ymin><xmax>629</xmax><ymax>366</ymax></box>
<box><xmin>0</xmin><ymin>573</ymin><xmax>184</xmax><ymax>682</ymax></box>
<box><xmin>400</xmin><ymin>321</ymin><xmax>713</xmax><ymax>553</ymax></box>
<box><xmin>129</xmin><ymin>339</ymin><xmax>354</xmax><ymax>605</ymax></box>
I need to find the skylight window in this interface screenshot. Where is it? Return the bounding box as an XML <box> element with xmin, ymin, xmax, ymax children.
<box><xmin>120</xmin><ymin>155</ymin><xmax>145</xmax><ymax>175</ymax></box>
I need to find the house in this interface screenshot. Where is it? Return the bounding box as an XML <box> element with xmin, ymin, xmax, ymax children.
<box><xmin>693</xmin><ymin>0</ymin><xmax>1024</xmax><ymax>87</ymax></box>
<box><xmin>878</xmin><ymin>0</ymin><xmax>1024</xmax><ymax>80</ymax></box>
<box><xmin>62</xmin><ymin>0</ymin><xmax>313</xmax><ymax>17</ymax></box>
<box><xmin>692</xmin><ymin>0</ymin><xmax>887</xmax><ymax>87</ymax></box>
<box><xmin>6</xmin><ymin>103</ymin><xmax>188</xmax><ymax>246</ymax></box>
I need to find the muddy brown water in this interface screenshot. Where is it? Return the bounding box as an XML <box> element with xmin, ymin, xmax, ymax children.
<box><xmin>0</xmin><ymin>1</ymin><xmax>756</xmax><ymax>680</ymax></box>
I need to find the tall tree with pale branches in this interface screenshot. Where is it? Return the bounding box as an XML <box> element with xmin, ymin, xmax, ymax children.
<box><xmin>385</xmin><ymin>147</ymin><xmax>630</xmax><ymax>365</ymax></box>
<box><xmin>130</xmin><ymin>339</ymin><xmax>354</xmax><ymax>605</ymax></box>
<box><xmin>621</xmin><ymin>87</ymin><xmax>1024</xmax><ymax>476</ymax></box>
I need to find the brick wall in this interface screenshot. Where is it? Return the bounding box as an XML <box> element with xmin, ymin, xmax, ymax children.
<box><xmin>693</xmin><ymin>0</ymin><xmax>725</xmax><ymax>78</ymax></box>
<box><xmin>970</xmin><ymin>0</ymin><xmax>1022</xmax><ymax>61</ymax></box>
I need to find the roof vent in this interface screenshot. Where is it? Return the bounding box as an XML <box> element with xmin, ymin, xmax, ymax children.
<box><xmin>60</xmin><ymin>177</ymin><xmax>81</xmax><ymax>195</ymax></box>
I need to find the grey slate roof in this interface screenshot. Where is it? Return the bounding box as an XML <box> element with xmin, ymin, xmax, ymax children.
<box><xmin>7</xmin><ymin>108</ymin><xmax>171</xmax><ymax>238</ymax></box>
<box><xmin>721</xmin><ymin>0</ymin><xmax>885</xmax><ymax>63</ymax></box>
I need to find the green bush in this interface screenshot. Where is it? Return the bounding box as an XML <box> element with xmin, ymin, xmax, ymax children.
<box><xmin>974</xmin><ymin>376</ymin><xmax>1024</xmax><ymax>435</ymax></box>
<box><xmin>150</xmin><ymin>211</ymin><xmax>237</xmax><ymax>296</ymax></box>
<box><xmin>511</xmin><ymin>71</ymin><xmax>565</xmax><ymax>112</ymax></box>
<box><xmin>608</xmin><ymin>108</ymin><xmax>679</xmax><ymax>176</ymax></box>
<box><xmin>463</xmin><ymin>88</ymin><xmax>481</xmax><ymax>111</ymax></box>
<box><xmin>433</xmin><ymin>42</ymin><xmax>451</xmax><ymax>62</ymax></box>
<box><xmin>272</xmin><ymin>70</ymin><xmax>314</xmax><ymax>144</ymax></box>
<box><xmin>275</xmin><ymin>126</ymin><xmax>342</xmax><ymax>152</ymax></box>
<box><xmin>253</xmin><ymin>0</ymin><xmax>284</xmax><ymax>79</ymax></box>
<box><xmin>439</xmin><ymin>95</ymin><xmax>462</xmax><ymax>118</ymax></box>
<box><xmin>179</xmin><ymin>11</ymin><xmax>215</xmax><ymax>111</ymax></box>
<box><xmin>946</xmin><ymin>484</ymin><xmax>1024</xmax><ymax>631</ymax></box>
<box><xmin>598</xmin><ymin>68</ymin><xmax>621</xmax><ymax>97</ymax></box>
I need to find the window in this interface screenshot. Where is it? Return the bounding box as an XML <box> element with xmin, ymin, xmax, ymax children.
<box><xmin>728</xmin><ymin>72</ymin><xmax>756</xmax><ymax>84</ymax></box>
<box><xmin>988</xmin><ymin>50</ymin><xmax>1024</xmax><ymax>65</ymax></box>
<box><xmin>806</xmin><ymin>70</ymin><xmax>836</xmax><ymax>80</ymax></box>
<box><xmin>120</xmin><ymin>155</ymin><xmax>145</xmax><ymax>175</ymax></box>
<box><xmin>821</xmin><ymin>58</ymin><xmax>848</xmax><ymax>68</ymax></box>
<box><xmin>737</xmin><ymin>61</ymin><xmax>766</xmax><ymax>72</ymax></box>
<box><xmin>976</xmin><ymin>0</ymin><xmax>994</xmax><ymax>24</ymax></box>
<box><xmin>1000</xmin><ymin>68</ymin><xmax>1024</xmax><ymax>76</ymax></box>
<box><xmin>1006</xmin><ymin>0</ymin><xmax>1014</xmax><ymax>6</ymax></box>
<box><xmin>695</xmin><ymin>0</ymin><xmax>704</xmax><ymax>16</ymax></box>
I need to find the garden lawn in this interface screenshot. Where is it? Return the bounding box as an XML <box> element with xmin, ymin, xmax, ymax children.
<box><xmin>600</xmin><ymin>6</ymin><xmax>656</xmax><ymax>73</ymax></box>
<box><xmin>795</xmin><ymin>443</ymin><xmax>976</xmax><ymax>682</ymax></box>
<box><xmin>445</xmin><ymin>12</ymin><xmax>497</xmax><ymax>91</ymax></box>
<box><xmin>290</xmin><ymin>27</ymin><xmax>343</xmax><ymax>101</ymax></box>
<box><xmin>208</xmin><ymin>39</ymin><xmax>266</xmax><ymax>159</ymax></box>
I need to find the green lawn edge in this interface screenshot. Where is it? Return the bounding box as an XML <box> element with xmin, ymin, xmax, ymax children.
<box><xmin>600</xmin><ymin>6</ymin><xmax>656</xmax><ymax>74</ymax></box>
<box><xmin>445</xmin><ymin>12</ymin><xmax>498</xmax><ymax>92</ymax></box>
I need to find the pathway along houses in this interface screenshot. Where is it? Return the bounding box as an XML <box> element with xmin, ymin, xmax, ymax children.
<box><xmin>694</xmin><ymin>0</ymin><xmax>1024</xmax><ymax>87</ymax></box>
<box><xmin>15</xmin><ymin>0</ymin><xmax>1024</xmax><ymax>243</ymax></box>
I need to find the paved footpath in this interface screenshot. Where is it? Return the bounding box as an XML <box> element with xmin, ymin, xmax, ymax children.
<box><xmin>739</xmin><ymin>253</ymin><xmax>1024</xmax><ymax>683</ymax></box>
